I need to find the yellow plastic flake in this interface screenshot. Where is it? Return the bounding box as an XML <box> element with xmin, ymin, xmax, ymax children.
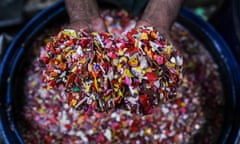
<box><xmin>117</xmin><ymin>64</ymin><xmax>123</xmax><ymax>71</ymax></box>
<box><xmin>150</xmin><ymin>31</ymin><xmax>158</xmax><ymax>39</ymax></box>
<box><xmin>84</xmin><ymin>84</ymin><xmax>91</xmax><ymax>93</ymax></box>
<box><xmin>71</xmin><ymin>99</ymin><xmax>77</xmax><ymax>106</ymax></box>
<box><xmin>166</xmin><ymin>44</ymin><xmax>172</xmax><ymax>55</ymax></box>
<box><xmin>145</xmin><ymin>67</ymin><xmax>152</xmax><ymax>73</ymax></box>
<box><xmin>56</xmin><ymin>54</ymin><xmax>63</xmax><ymax>62</ymax></box>
<box><xmin>94</xmin><ymin>41</ymin><xmax>101</xmax><ymax>49</ymax></box>
<box><xmin>128</xmin><ymin>56</ymin><xmax>139</xmax><ymax>66</ymax></box>
<box><xmin>93</xmin><ymin>74</ymin><xmax>99</xmax><ymax>91</ymax></box>
<box><xmin>71</xmin><ymin>65</ymin><xmax>78</xmax><ymax>73</ymax></box>
<box><xmin>79</xmin><ymin>57</ymin><xmax>86</xmax><ymax>64</ymax></box>
<box><xmin>114</xmin><ymin>84</ymin><xmax>119</xmax><ymax>90</ymax></box>
<box><xmin>49</xmin><ymin>77</ymin><xmax>55</xmax><ymax>80</ymax></box>
<box><xmin>64</xmin><ymin>47</ymin><xmax>71</xmax><ymax>53</ymax></box>
<box><xmin>118</xmin><ymin>77</ymin><xmax>122</xmax><ymax>84</ymax></box>
<box><xmin>165</xmin><ymin>81</ymin><xmax>169</xmax><ymax>87</ymax></box>
<box><xmin>180</xmin><ymin>102</ymin><xmax>186</xmax><ymax>107</ymax></box>
<box><xmin>123</xmin><ymin>69</ymin><xmax>134</xmax><ymax>77</ymax></box>
<box><xmin>118</xmin><ymin>90</ymin><xmax>123</xmax><ymax>97</ymax></box>
<box><xmin>121</xmin><ymin>121</ymin><xmax>127</xmax><ymax>127</ymax></box>
<box><xmin>135</xmin><ymin>66</ymin><xmax>142</xmax><ymax>71</ymax></box>
<box><xmin>118</xmin><ymin>49</ymin><xmax>124</xmax><ymax>56</ymax></box>
<box><xmin>39</xmin><ymin>106</ymin><xmax>46</xmax><ymax>114</ymax></box>
<box><xmin>133</xmin><ymin>88</ymin><xmax>139</xmax><ymax>95</ymax></box>
<box><xmin>62</xmin><ymin>29</ymin><xmax>78</xmax><ymax>38</ymax></box>
<box><xmin>66</xmin><ymin>50</ymin><xmax>75</xmax><ymax>57</ymax></box>
<box><xmin>119</xmin><ymin>56</ymin><xmax>127</xmax><ymax>63</ymax></box>
<box><xmin>134</xmin><ymin>40</ymin><xmax>139</xmax><ymax>48</ymax></box>
<box><xmin>167</xmin><ymin>62</ymin><xmax>175</xmax><ymax>68</ymax></box>
<box><xmin>54</xmin><ymin>60</ymin><xmax>59</xmax><ymax>65</ymax></box>
<box><xmin>104</xmin><ymin>95</ymin><xmax>111</xmax><ymax>102</ymax></box>
<box><xmin>31</xmin><ymin>81</ymin><xmax>37</xmax><ymax>86</ymax></box>
<box><xmin>141</xmin><ymin>32</ymin><xmax>148</xmax><ymax>40</ymax></box>
<box><xmin>91</xmin><ymin>32</ymin><xmax>98</xmax><ymax>36</ymax></box>
<box><xmin>145</xmin><ymin>128</ymin><xmax>152</xmax><ymax>135</ymax></box>
<box><xmin>144</xmin><ymin>46</ymin><xmax>153</xmax><ymax>59</ymax></box>
<box><xmin>118</xmin><ymin>48</ymin><xmax>127</xmax><ymax>56</ymax></box>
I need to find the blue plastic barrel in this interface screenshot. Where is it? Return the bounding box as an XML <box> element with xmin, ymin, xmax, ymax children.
<box><xmin>210</xmin><ymin>0</ymin><xmax>240</xmax><ymax>65</ymax></box>
<box><xmin>0</xmin><ymin>1</ymin><xmax>239</xmax><ymax>143</ymax></box>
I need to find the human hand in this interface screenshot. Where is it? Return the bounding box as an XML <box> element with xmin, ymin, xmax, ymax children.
<box><xmin>65</xmin><ymin>0</ymin><xmax>106</xmax><ymax>32</ymax></box>
<box><xmin>136</xmin><ymin>0</ymin><xmax>184</xmax><ymax>39</ymax></box>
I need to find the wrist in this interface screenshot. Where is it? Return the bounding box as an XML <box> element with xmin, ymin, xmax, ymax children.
<box><xmin>70</xmin><ymin>15</ymin><xmax>99</xmax><ymax>24</ymax></box>
<box><xmin>65</xmin><ymin>0</ymin><xmax>100</xmax><ymax>24</ymax></box>
<box><xmin>68</xmin><ymin>17</ymin><xmax>106</xmax><ymax>32</ymax></box>
<box><xmin>141</xmin><ymin>16</ymin><xmax>171</xmax><ymax>31</ymax></box>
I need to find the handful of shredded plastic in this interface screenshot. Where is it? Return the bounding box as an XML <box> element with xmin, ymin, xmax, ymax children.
<box><xmin>40</xmin><ymin>26</ymin><xmax>183</xmax><ymax>114</ymax></box>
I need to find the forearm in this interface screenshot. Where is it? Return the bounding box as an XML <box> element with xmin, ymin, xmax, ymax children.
<box><xmin>64</xmin><ymin>0</ymin><xmax>99</xmax><ymax>23</ymax></box>
<box><xmin>141</xmin><ymin>0</ymin><xmax>184</xmax><ymax>31</ymax></box>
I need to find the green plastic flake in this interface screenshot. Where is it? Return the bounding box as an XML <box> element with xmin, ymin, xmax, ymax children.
<box><xmin>73</xmin><ymin>86</ymin><xmax>80</xmax><ymax>92</ymax></box>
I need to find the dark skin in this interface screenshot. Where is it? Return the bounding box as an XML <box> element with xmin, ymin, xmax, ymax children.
<box><xmin>64</xmin><ymin>0</ymin><xmax>184</xmax><ymax>38</ymax></box>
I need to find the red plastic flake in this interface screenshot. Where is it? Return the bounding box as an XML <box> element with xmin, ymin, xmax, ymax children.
<box><xmin>146</xmin><ymin>72</ymin><xmax>158</xmax><ymax>81</ymax></box>
<box><xmin>41</xmin><ymin>56</ymin><xmax>49</xmax><ymax>64</ymax></box>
